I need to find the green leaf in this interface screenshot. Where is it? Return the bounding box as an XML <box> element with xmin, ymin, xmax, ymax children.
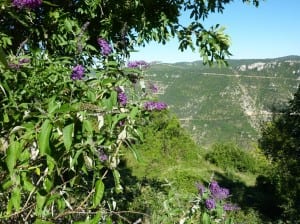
<box><xmin>34</xmin><ymin>219</ymin><xmax>54</xmax><ymax>224</ymax></box>
<box><xmin>47</xmin><ymin>97</ymin><xmax>60</xmax><ymax>114</ymax></box>
<box><xmin>38</xmin><ymin>119</ymin><xmax>53</xmax><ymax>155</ymax></box>
<box><xmin>46</xmin><ymin>155</ymin><xmax>56</xmax><ymax>174</ymax></box>
<box><xmin>87</xmin><ymin>90</ymin><xmax>96</xmax><ymax>102</ymax></box>
<box><xmin>111</xmin><ymin>113</ymin><xmax>127</xmax><ymax>130</ymax></box>
<box><xmin>43</xmin><ymin>177</ymin><xmax>53</xmax><ymax>193</ymax></box>
<box><xmin>127</xmin><ymin>144</ymin><xmax>140</xmax><ymax>161</ymax></box>
<box><xmin>130</xmin><ymin>106</ymin><xmax>139</xmax><ymax>119</ymax></box>
<box><xmin>83</xmin><ymin>119</ymin><xmax>93</xmax><ymax>135</ymax></box>
<box><xmin>6</xmin><ymin>140</ymin><xmax>21</xmax><ymax>174</ymax></box>
<box><xmin>36</xmin><ymin>192</ymin><xmax>47</xmax><ymax>216</ymax></box>
<box><xmin>93</xmin><ymin>180</ymin><xmax>105</xmax><ymax>207</ymax></box>
<box><xmin>21</xmin><ymin>172</ymin><xmax>35</xmax><ymax>192</ymax></box>
<box><xmin>42</xmin><ymin>0</ymin><xmax>59</xmax><ymax>7</ymax></box>
<box><xmin>113</xmin><ymin>169</ymin><xmax>123</xmax><ymax>193</ymax></box>
<box><xmin>70</xmin><ymin>148</ymin><xmax>83</xmax><ymax>170</ymax></box>
<box><xmin>2</xmin><ymin>180</ymin><xmax>13</xmax><ymax>190</ymax></box>
<box><xmin>64</xmin><ymin>19</ymin><xmax>73</xmax><ymax>32</ymax></box>
<box><xmin>0</xmin><ymin>46</ymin><xmax>8</xmax><ymax>68</ymax></box>
<box><xmin>7</xmin><ymin>187</ymin><xmax>21</xmax><ymax>214</ymax></box>
<box><xmin>90</xmin><ymin>213</ymin><xmax>101</xmax><ymax>224</ymax></box>
<box><xmin>84</xmin><ymin>154</ymin><xmax>93</xmax><ymax>169</ymax></box>
<box><xmin>19</xmin><ymin>149</ymin><xmax>30</xmax><ymax>162</ymax></box>
<box><xmin>8</xmin><ymin>12</ymin><xmax>29</xmax><ymax>27</ymax></box>
<box><xmin>55</xmin><ymin>103</ymin><xmax>80</xmax><ymax>113</ymax></box>
<box><xmin>63</xmin><ymin>123</ymin><xmax>74</xmax><ymax>151</ymax></box>
<box><xmin>3</xmin><ymin>112</ymin><xmax>9</xmax><ymax>122</ymax></box>
<box><xmin>56</xmin><ymin>198</ymin><xmax>66</xmax><ymax>212</ymax></box>
<box><xmin>102</xmin><ymin>91</ymin><xmax>117</xmax><ymax>110</ymax></box>
<box><xmin>202</xmin><ymin>212</ymin><xmax>210</xmax><ymax>224</ymax></box>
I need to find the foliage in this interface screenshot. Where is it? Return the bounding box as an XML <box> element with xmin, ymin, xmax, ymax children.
<box><xmin>0</xmin><ymin>1</ymin><xmax>152</xmax><ymax>222</ymax></box>
<box><xmin>259</xmin><ymin>85</ymin><xmax>300</xmax><ymax>222</ymax></box>
<box><xmin>0</xmin><ymin>0</ymin><xmax>265</xmax><ymax>223</ymax></box>
<box><xmin>125</xmin><ymin>110</ymin><xmax>269</xmax><ymax>223</ymax></box>
<box><xmin>0</xmin><ymin>41</ymin><xmax>148</xmax><ymax>223</ymax></box>
<box><xmin>181</xmin><ymin>180</ymin><xmax>239</xmax><ymax>224</ymax></box>
<box><xmin>0</xmin><ymin>0</ymin><xmax>261</xmax><ymax>66</ymax></box>
<box><xmin>128</xmin><ymin>180</ymin><xmax>192</xmax><ymax>223</ymax></box>
<box><xmin>126</xmin><ymin>110</ymin><xmax>207</xmax><ymax>191</ymax></box>
<box><xmin>205</xmin><ymin>143</ymin><xmax>269</xmax><ymax>174</ymax></box>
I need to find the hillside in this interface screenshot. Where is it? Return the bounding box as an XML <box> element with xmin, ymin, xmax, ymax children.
<box><xmin>145</xmin><ymin>56</ymin><xmax>300</xmax><ymax>147</ymax></box>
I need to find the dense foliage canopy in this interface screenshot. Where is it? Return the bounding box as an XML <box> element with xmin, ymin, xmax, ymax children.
<box><xmin>1</xmin><ymin>0</ymin><xmax>260</xmax><ymax>65</ymax></box>
<box><xmin>259</xmin><ymin>86</ymin><xmax>300</xmax><ymax>221</ymax></box>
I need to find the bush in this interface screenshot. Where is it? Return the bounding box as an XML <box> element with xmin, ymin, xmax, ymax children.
<box><xmin>205</xmin><ymin>143</ymin><xmax>268</xmax><ymax>174</ymax></box>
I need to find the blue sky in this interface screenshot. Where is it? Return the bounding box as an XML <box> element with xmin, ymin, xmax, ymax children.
<box><xmin>129</xmin><ymin>0</ymin><xmax>300</xmax><ymax>63</ymax></box>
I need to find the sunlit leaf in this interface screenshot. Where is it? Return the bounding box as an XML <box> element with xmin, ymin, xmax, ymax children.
<box><xmin>113</xmin><ymin>169</ymin><xmax>123</xmax><ymax>193</ymax></box>
<box><xmin>5</xmin><ymin>140</ymin><xmax>21</xmax><ymax>174</ymax></box>
<box><xmin>93</xmin><ymin>179</ymin><xmax>105</xmax><ymax>207</ymax></box>
<box><xmin>38</xmin><ymin>119</ymin><xmax>53</xmax><ymax>156</ymax></box>
<box><xmin>63</xmin><ymin>123</ymin><xmax>74</xmax><ymax>151</ymax></box>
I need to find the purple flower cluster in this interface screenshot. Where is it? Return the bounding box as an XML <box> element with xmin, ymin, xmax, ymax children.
<box><xmin>205</xmin><ymin>198</ymin><xmax>216</xmax><ymax>210</ymax></box>
<box><xmin>196</xmin><ymin>180</ymin><xmax>239</xmax><ymax>212</ymax></box>
<box><xmin>99</xmin><ymin>150</ymin><xmax>108</xmax><ymax>162</ymax></box>
<box><xmin>127</xmin><ymin>60</ymin><xmax>149</xmax><ymax>69</ymax></box>
<box><xmin>144</xmin><ymin>101</ymin><xmax>167</xmax><ymax>111</ymax></box>
<box><xmin>118</xmin><ymin>92</ymin><xmax>127</xmax><ymax>106</ymax></box>
<box><xmin>12</xmin><ymin>0</ymin><xmax>42</xmax><ymax>9</ymax></box>
<box><xmin>97</xmin><ymin>38</ymin><xmax>112</xmax><ymax>56</ymax></box>
<box><xmin>209</xmin><ymin>181</ymin><xmax>230</xmax><ymax>200</ymax></box>
<box><xmin>149</xmin><ymin>83</ymin><xmax>158</xmax><ymax>93</ymax></box>
<box><xmin>71</xmin><ymin>64</ymin><xmax>85</xmax><ymax>80</ymax></box>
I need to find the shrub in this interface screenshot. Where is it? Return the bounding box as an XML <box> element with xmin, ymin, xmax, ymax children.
<box><xmin>205</xmin><ymin>143</ymin><xmax>267</xmax><ymax>174</ymax></box>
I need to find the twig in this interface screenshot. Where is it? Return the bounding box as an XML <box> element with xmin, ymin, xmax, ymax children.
<box><xmin>23</xmin><ymin>167</ymin><xmax>48</xmax><ymax>208</ymax></box>
<box><xmin>16</xmin><ymin>38</ymin><xmax>29</xmax><ymax>56</ymax></box>
<box><xmin>0</xmin><ymin>204</ymin><xmax>35</xmax><ymax>220</ymax></box>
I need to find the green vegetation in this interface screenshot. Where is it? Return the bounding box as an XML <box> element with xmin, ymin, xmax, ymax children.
<box><xmin>147</xmin><ymin>57</ymin><xmax>300</xmax><ymax>146</ymax></box>
<box><xmin>1</xmin><ymin>0</ymin><xmax>299</xmax><ymax>223</ymax></box>
<box><xmin>205</xmin><ymin>143</ymin><xmax>269</xmax><ymax>174</ymax></box>
<box><xmin>123</xmin><ymin>110</ymin><xmax>279</xmax><ymax>223</ymax></box>
<box><xmin>259</xmin><ymin>86</ymin><xmax>300</xmax><ymax>222</ymax></box>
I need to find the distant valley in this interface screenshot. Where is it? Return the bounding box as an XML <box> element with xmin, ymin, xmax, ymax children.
<box><xmin>145</xmin><ymin>55</ymin><xmax>300</xmax><ymax>147</ymax></box>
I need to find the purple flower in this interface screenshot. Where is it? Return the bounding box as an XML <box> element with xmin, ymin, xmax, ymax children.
<box><xmin>205</xmin><ymin>198</ymin><xmax>216</xmax><ymax>210</ymax></box>
<box><xmin>12</xmin><ymin>0</ymin><xmax>42</xmax><ymax>9</ymax></box>
<box><xmin>118</xmin><ymin>92</ymin><xmax>127</xmax><ymax>106</ymax></box>
<box><xmin>144</xmin><ymin>101</ymin><xmax>167</xmax><ymax>111</ymax></box>
<box><xmin>196</xmin><ymin>183</ymin><xmax>206</xmax><ymax>196</ymax></box>
<box><xmin>149</xmin><ymin>83</ymin><xmax>158</xmax><ymax>93</ymax></box>
<box><xmin>99</xmin><ymin>150</ymin><xmax>108</xmax><ymax>162</ymax></box>
<box><xmin>209</xmin><ymin>181</ymin><xmax>230</xmax><ymax>200</ymax></box>
<box><xmin>71</xmin><ymin>64</ymin><xmax>85</xmax><ymax>80</ymax></box>
<box><xmin>127</xmin><ymin>60</ymin><xmax>149</xmax><ymax>69</ymax></box>
<box><xmin>97</xmin><ymin>38</ymin><xmax>112</xmax><ymax>56</ymax></box>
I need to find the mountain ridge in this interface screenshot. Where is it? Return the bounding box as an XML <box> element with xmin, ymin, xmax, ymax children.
<box><xmin>150</xmin><ymin>55</ymin><xmax>300</xmax><ymax>65</ymax></box>
<box><xmin>146</xmin><ymin>55</ymin><xmax>300</xmax><ymax>147</ymax></box>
